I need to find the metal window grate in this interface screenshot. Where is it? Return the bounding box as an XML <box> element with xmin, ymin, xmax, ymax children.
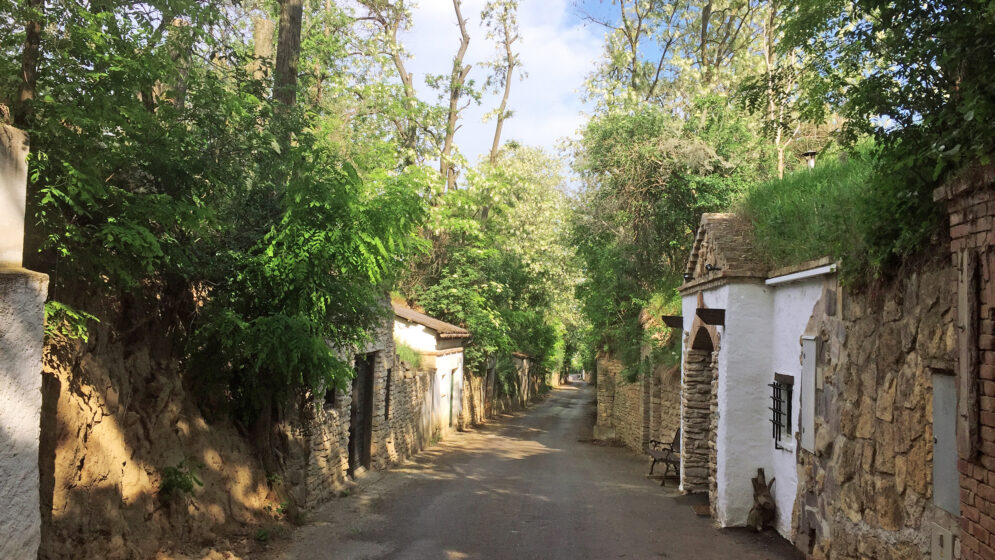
<box><xmin>769</xmin><ymin>378</ymin><xmax>792</xmax><ymax>449</ymax></box>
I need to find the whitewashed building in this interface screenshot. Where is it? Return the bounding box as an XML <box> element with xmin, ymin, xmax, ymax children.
<box><xmin>677</xmin><ymin>213</ymin><xmax>836</xmax><ymax>538</ymax></box>
<box><xmin>392</xmin><ymin>302</ymin><xmax>469</xmax><ymax>436</ymax></box>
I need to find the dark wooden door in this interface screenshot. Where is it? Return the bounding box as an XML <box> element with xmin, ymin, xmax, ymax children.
<box><xmin>349</xmin><ymin>353</ymin><xmax>375</xmax><ymax>475</ymax></box>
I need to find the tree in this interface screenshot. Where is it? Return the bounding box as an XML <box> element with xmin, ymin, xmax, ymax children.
<box><xmin>274</xmin><ymin>0</ymin><xmax>303</xmax><ymax>107</ymax></box>
<box><xmin>481</xmin><ymin>0</ymin><xmax>522</xmax><ymax>164</ymax></box>
<box><xmin>438</xmin><ymin>0</ymin><xmax>474</xmax><ymax>191</ymax></box>
<box><xmin>570</xmin><ymin>103</ymin><xmax>765</xmax><ymax>371</ymax></box>
<box><xmin>781</xmin><ymin>0</ymin><xmax>995</xmax><ymax>269</ymax></box>
<box><xmin>583</xmin><ymin>0</ymin><xmax>765</xmax><ymax>113</ymax></box>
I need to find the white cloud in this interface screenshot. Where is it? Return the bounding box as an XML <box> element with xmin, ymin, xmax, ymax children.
<box><xmin>399</xmin><ymin>0</ymin><xmax>602</xmax><ymax>168</ymax></box>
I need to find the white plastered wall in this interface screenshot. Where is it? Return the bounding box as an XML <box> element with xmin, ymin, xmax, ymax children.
<box><xmin>680</xmin><ymin>285</ymin><xmax>729</xmax><ymax>494</ymax></box>
<box><xmin>714</xmin><ymin>283</ymin><xmax>774</xmax><ymax>527</ymax></box>
<box><xmin>433</xmin><ymin>351</ymin><xmax>464</xmax><ymax>435</ymax></box>
<box><xmin>768</xmin><ymin>277</ymin><xmax>824</xmax><ymax>537</ymax></box>
<box><xmin>0</xmin><ymin>270</ymin><xmax>48</xmax><ymax>560</ymax></box>
<box><xmin>394</xmin><ymin>318</ymin><xmax>439</xmax><ymax>352</ymax></box>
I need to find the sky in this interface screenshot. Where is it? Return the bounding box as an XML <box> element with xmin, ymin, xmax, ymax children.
<box><xmin>399</xmin><ymin>0</ymin><xmax>613</xmax><ymax>167</ymax></box>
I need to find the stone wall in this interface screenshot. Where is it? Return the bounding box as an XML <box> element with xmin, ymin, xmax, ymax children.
<box><xmin>595</xmin><ymin>353</ymin><xmax>681</xmax><ymax>456</ymax></box>
<box><xmin>650</xmin><ymin>364</ymin><xmax>681</xmax><ymax>444</ymax></box>
<box><xmin>682</xmin><ymin>349</ymin><xmax>713</xmax><ymax>494</ymax></box>
<box><xmin>794</xmin><ymin>259</ymin><xmax>959</xmax><ymax>559</ymax></box>
<box><xmin>461</xmin><ymin>370</ymin><xmax>486</xmax><ymax>427</ymax></box>
<box><xmin>935</xmin><ymin>164</ymin><xmax>995</xmax><ymax>560</ymax></box>
<box><xmin>383</xmin><ymin>363</ymin><xmax>433</xmax><ymax>461</ymax></box>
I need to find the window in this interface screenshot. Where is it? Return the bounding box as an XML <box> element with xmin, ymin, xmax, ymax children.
<box><xmin>324</xmin><ymin>386</ymin><xmax>336</xmax><ymax>409</ymax></box>
<box><xmin>769</xmin><ymin>373</ymin><xmax>794</xmax><ymax>449</ymax></box>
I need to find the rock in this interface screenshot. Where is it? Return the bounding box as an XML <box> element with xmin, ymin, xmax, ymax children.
<box><xmin>875</xmin><ymin>423</ymin><xmax>895</xmax><ymax>474</ymax></box>
<box><xmin>875</xmin><ymin>375</ymin><xmax>895</xmax><ymax>422</ymax></box>
<box><xmin>895</xmin><ymin>454</ymin><xmax>908</xmax><ymax>495</ymax></box>
<box><xmin>907</xmin><ymin>438</ymin><xmax>931</xmax><ymax>495</ymax></box>
<box><xmin>874</xmin><ymin>480</ymin><xmax>904</xmax><ymax>531</ymax></box>
<box><xmin>856</xmin><ymin>397</ymin><xmax>875</xmax><ymax>439</ymax></box>
<box><xmin>833</xmin><ymin>437</ymin><xmax>860</xmax><ymax>483</ymax></box>
<box><xmin>839</xmin><ymin>483</ymin><xmax>864</xmax><ymax>522</ymax></box>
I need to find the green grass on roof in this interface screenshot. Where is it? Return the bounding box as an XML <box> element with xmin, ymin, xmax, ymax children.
<box><xmin>736</xmin><ymin>151</ymin><xmax>874</xmax><ymax>274</ymax></box>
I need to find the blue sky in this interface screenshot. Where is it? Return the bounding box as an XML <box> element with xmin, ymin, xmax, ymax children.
<box><xmin>400</xmin><ymin>0</ymin><xmax>614</xmax><ymax>167</ymax></box>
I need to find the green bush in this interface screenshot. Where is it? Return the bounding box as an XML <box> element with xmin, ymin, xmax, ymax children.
<box><xmin>738</xmin><ymin>144</ymin><xmax>944</xmax><ymax>282</ymax></box>
<box><xmin>394</xmin><ymin>339</ymin><xmax>422</xmax><ymax>369</ymax></box>
<box><xmin>158</xmin><ymin>461</ymin><xmax>203</xmax><ymax>499</ymax></box>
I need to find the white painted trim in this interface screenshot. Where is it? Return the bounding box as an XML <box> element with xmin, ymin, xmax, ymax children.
<box><xmin>765</xmin><ymin>263</ymin><xmax>837</xmax><ymax>286</ymax></box>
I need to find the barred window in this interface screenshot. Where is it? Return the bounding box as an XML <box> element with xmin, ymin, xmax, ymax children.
<box><xmin>769</xmin><ymin>373</ymin><xmax>794</xmax><ymax>449</ymax></box>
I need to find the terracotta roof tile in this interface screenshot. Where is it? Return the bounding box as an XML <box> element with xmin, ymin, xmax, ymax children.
<box><xmin>392</xmin><ymin>303</ymin><xmax>470</xmax><ymax>339</ymax></box>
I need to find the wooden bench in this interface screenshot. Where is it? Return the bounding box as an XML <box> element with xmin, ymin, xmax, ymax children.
<box><xmin>648</xmin><ymin>429</ymin><xmax>681</xmax><ymax>487</ymax></box>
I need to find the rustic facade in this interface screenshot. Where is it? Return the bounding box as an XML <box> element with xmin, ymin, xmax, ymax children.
<box><xmin>793</xmin><ymin>259</ymin><xmax>959</xmax><ymax>559</ymax></box>
<box><xmin>300</xmin><ymin>303</ymin><xmax>471</xmax><ymax>509</ymax></box>
<box><xmin>935</xmin><ymin>164</ymin><xmax>995</xmax><ymax>560</ymax></box>
<box><xmin>672</xmin><ymin>210</ymin><xmax>974</xmax><ymax>559</ymax></box>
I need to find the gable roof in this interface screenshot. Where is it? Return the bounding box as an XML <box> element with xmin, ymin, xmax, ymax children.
<box><xmin>392</xmin><ymin>302</ymin><xmax>470</xmax><ymax>339</ymax></box>
<box><xmin>680</xmin><ymin>213</ymin><xmax>767</xmax><ymax>292</ymax></box>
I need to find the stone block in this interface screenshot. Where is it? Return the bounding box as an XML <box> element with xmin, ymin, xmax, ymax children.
<box><xmin>0</xmin><ymin>267</ymin><xmax>48</xmax><ymax>560</ymax></box>
<box><xmin>0</xmin><ymin>126</ymin><xmax>29</xmax><ymax>266</ymax></box>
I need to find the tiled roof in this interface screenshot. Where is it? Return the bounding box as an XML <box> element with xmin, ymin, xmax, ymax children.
<box><xmin>392</xmin><ymin>302</ymin><xmax>470</xmax><ymax>339</ymax></box>
<box><xmin>682</xmin><ymin>213</ymin><xmax>767</xmax><ymax>290</ymax></box>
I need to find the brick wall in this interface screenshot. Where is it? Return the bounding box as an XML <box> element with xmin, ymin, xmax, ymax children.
<box><xmin>936</xmin><ymin>164</ymin><xmax>995</xmax><ymax>560</ymax></box>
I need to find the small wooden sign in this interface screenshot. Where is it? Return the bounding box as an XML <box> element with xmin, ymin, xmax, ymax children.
<box><xmin>662</xmin><ymin>315</ymin><xmax>683</xmax><ymax>329</ymax></box>
<box><xmin>696</xmin><ymin>308</ymin><xmax>725</xmax><ymax>326</ymax></box>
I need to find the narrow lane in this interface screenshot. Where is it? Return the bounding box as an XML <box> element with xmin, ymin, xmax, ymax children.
<box><xmin>268</xmin><ymin>382</ymin><xmax>800</xmax><ymax>559</ymax></box>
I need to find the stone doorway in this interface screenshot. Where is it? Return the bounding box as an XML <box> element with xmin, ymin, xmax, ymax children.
<box><xmin>348</xmin><ymin>352</ymin><xmax>376</xmax><ymax>476</ymax></box>
<box><xmin>682</xmin><ymin>326</ymin><xmax>718</xmax><ymax>497</ymax></box>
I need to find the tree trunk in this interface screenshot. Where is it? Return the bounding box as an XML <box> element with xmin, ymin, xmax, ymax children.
<box><xmin>14</xmin><ymin>0</ymin><xmax>43</xmax><ymax>128</ymax></box>
<box><xmin>250</xmin><ymin>16</ymin><xmax>276</xmax><ymax>82</ymax></box>
<box><xmin>488</xmin><ymin>12</ymin><xmax>517</xmax><ymax>165</ymax></box>
<box><xmin>440</xmin><ymin>0</ymin><xmax>471</xmax><ymax>192</ymax></box>
<box><xmin>17</xmin><ymin>0</ymin><xmax>44</xmax><ymax>271</ymax></box>
<box><xmin>274</xmin><ymin>0</ymin><xmax>303</xmax><ymax>107</ymax></box>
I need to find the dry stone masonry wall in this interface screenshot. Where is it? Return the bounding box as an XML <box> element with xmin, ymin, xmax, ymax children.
<box><xmin>794</xmin><ymin>261</ymin><xmax>958</xmax><ymax>560</ymax></box>
<box><xmin>681</xmin><ymin>349</ymin><xmax>713</xmax><ymax>494</ymax></box>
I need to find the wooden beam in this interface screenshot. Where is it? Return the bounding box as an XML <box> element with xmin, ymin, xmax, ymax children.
<box><xmin>696</xmin><ymin>308</ymin><xmax>725</xmax><ymax>326</ymax></box>
<box><xmin>662</xmin><ymin>315</ymin><xmax>683</xmax><ymax>329</ymax></box>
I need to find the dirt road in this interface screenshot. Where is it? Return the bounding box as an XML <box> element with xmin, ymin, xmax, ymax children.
<box><xmin>261</xmin><ymin>382</ymin><xmax>800</xmax><ymax>560</ymax></box>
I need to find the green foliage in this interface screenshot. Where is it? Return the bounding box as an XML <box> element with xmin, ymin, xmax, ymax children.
<box><xmin>737</xmin><ymin>148</ymin><xmax>874</xmax><ymax>270</ymax></box>
<box><xmin>1</xmin><ymin>2</ymin><xmax>429</xmax><ymax>426</ymax></box>
<box><xmin>738</xmin><ymin>143</ymin><xmax>943</xmax><ymax>281</ymax></box>
<box><xmin>571</xmin><ymin>103</ymin><xmax>767</xmax><ymax>373</ymax></box>
<box><xmin>189</xmin><ymin>151</ymin><xmax>428</xmax><ymax>422</ymax></box>
<box><xmin>44</xmin><ymin>301</ymin><xmax>99</xmax><ymax>343</ymax></box>
<box><xmin>411</xmin><ymin>145</ymin><xmax>582</xmax><ymax>380</ymax></box>
<box><xmin>779</xmin><ymin>0</ymin><xmax>993</xmax><ymax>272</ymax></box>
<box><xmin>394</xmin><ymin>338</ymin><xmax>422</xmax><ymax>369</ymax></box>
<box><xmin>158</xmin><ymin>461</ymin><xmax>204</xmax><ymax>499</ymax></box>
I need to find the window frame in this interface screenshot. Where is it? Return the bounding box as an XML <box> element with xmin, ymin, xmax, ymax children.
<box><xmin>769</xmin><ymin>373</ymin><xmax>794</xmax><ymax>450</ymax></box>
